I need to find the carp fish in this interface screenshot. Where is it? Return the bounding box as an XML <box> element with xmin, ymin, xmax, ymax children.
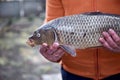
<box><xmin>27</xmin><ymin>12</ymin><xmax>120</xmax><ymax>57</ymax></box>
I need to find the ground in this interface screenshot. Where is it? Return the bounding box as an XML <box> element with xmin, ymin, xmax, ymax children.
<box><xmin>0</xmin><ymin>13</ymin><xmax>61</xmax><ymax>80</ymax></box>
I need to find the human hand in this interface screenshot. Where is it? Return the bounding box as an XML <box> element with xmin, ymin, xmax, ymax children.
<box><xmin>39</xmin><ymin>42</ymin><xmax>65</xmax><ymax>62</ymax></box>
<box><xmin>99</xmin><ymin>29</ymin><xmax>120</xmax><ymax>52</ymax></box>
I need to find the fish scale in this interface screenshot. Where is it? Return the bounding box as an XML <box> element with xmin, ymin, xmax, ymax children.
<box><xmin>51</xmin><ymin>13</ymin><xmax>120</xmax><ymax>49</ymax></box>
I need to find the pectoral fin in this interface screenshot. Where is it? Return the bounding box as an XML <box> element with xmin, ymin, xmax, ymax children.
<box><xmin>60</xmin><ymin>45</ymin><xmax>76</xmax><ymax>57</ymax></box>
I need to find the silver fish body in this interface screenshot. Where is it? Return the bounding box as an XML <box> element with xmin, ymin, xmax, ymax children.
<box><xmin>27</xmin><ymin>12</ymin><xmax>120</xmax><ymax>56</ymax></box>
<box><xmin>41</xmin><ymin>12</ymin><xmax>120</xmax><ymax>49</ymax></box>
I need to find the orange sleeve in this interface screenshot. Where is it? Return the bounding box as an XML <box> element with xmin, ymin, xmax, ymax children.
<box><xmin>44</xmin><ymin>0</ymin><xmax>65</xmax><ymax>23</ymax></box>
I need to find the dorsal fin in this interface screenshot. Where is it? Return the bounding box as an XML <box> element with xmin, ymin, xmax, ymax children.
<box><xmin>82</xmin><ymin>12</ymin><xmax>120</xmax><ymax>17</ymax></box>
<box><xmin>83</xmin><ymin>12</ymin><xmax>103</xmax><ymax>15</ymax></box>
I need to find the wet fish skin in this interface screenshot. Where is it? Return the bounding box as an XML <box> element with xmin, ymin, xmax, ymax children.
<box><xmin>47</xmin><ymin>12</ymin><xmax>120</xmax><ymax>49</ymax></box>
<box><xmin>27</xmin><ymin>12</ymin><xmax>120</xmax><ymax>56</ymax></box>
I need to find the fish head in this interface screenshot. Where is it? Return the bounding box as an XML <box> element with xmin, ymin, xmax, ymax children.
<box><xmin>26</xmin><ymin>29</ymin><xmax>43</xmax><ymax>47</ymax></box>
<box><xmin>26</xmin><ymin>26</ymin><xmax>55</xmax><ymax>47</ymax></box>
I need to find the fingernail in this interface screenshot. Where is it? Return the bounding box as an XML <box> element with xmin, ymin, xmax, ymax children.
<box><xmin>109</xmin><ymin>29</ymin><xmax>114</xmax><ymax>32</ymax></box>
<box><xmin>53</xmin><ymin>42</ymin><xmax>59</xmax><ymax>47</ymax></box>
<box><xmin>43</xmin><ymin>43</ymin><xmax>48</xmax><ymax>46</ymax></box>
<box><xmin>102</xmin><ymin>32</ymin><xmax>106</xmax><ymax>35</ymax></box>
<box><xmin>99</xmin><ymin>38</ymin><xmax>103</xmax><ymax>41</ymax></box>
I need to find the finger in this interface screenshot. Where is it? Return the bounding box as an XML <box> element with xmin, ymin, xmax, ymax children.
<box><xmin>102</xmin><ymin>31</ymin><xmax>119</xmax><ymax>49</ymax></box>
<box><xmin>40</xmin><ymin>43</ymin><xmax>50</xmax><ymax>54</ymax></box>
<box><xmin>53</xmin><ymin>42</ymin><xmax>60</xmax><ymax>48</ymax></box>
<box><xmin>48</xmin><ymin>42</ymin><xmax>59</xmax><ymax>50</ymax></box>
<box><xmin>40</xmin><ymin>45</ymin><xmax>48</xmax><ymax>53</ymax></box>
<box><xmin>40</xmin><ymin>43</ymin><xmax>48</xmax><ymax>52</ymax></box>
<box><xmin>52</xmin><ymin>48</ymin><xmax>65</xmax><ymax>61</ymax></box>
<box><xmin>108</xmin><ymin>29</ymin><xmax>120</xmax><ymax>45</ymax></box>
<box><xmin>99</xmin><ymin>37</ymin><xmax>114</xmax><ymax>51</ymax></box>
<box><xmin>42</xmin><ymin>43</ymin><xmax>48</xmax><ymax>46</ymax></box>
<box><xmin>45</xmin><ymin>47</ymin><xmax>58</xmax><ymax>55</ymax></box>
<box><xmin>53</xmin><ymin>48</ymin><xmax>65</xmax><ymax>57</ymax></box>
<box><xmin>46</xmin><ymin>42</ymin><xmax>60</xmax><ymax>55</ymax></box>
<box><xmin>47</xmin><ymin>48</ymin><xmax>64</xmax><ymax>61</ymax></box>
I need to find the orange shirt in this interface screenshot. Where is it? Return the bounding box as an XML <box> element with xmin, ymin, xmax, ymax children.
<box><xmin>45</xmin><ymin>0</ymin><xmax>120</xmax><ymax>80</ymax></box>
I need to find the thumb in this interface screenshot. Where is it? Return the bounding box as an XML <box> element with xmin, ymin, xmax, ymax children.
<box><xmin>53</xmin><ymin>42</ymin><xmax>60</xmax><ymax>48</ymax></box>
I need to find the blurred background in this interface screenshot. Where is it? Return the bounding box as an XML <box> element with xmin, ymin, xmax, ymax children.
<box><xmin>0</xmin><ymin>0</ymin><xmax>61</xmax><ymax>80</ymax></box>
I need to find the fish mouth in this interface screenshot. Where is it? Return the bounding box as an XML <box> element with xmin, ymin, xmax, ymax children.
<box><xmin>26</xmin><ymin>39</ymin><xmax>36</xmax><ymax>47</ymax></box>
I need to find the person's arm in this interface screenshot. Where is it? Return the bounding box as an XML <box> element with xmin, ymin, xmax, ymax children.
<box><xmin>39</xmin><ymin>0</ymin><xmax>65</xmax><ymax>62</ymax></box>
<box><xmin>99</xmin><ymin>29</ymin><xmax>120</xmax><ymax>52</ymax></box>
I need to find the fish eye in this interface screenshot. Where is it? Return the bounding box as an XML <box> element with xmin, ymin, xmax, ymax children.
<box><xmin>36</xmin><ymin>33</ymin><xmax>41</xmax><ymax>37</ymax></box>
